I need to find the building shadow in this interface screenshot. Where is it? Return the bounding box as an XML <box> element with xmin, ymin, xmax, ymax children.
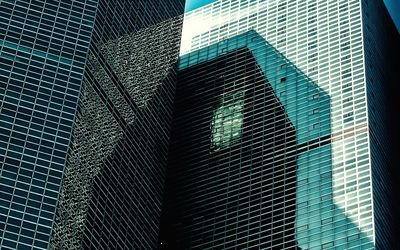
<box><xmin>160</xmin><ymin>31</ymin><xmax>373</xmax><ymax>249</ymax></box>
<box><xmin>79</xmin><ymin>66</ymin><xmax>178</xmax><ymax>249</ymax></box>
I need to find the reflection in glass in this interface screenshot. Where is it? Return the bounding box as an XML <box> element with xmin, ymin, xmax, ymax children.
<box><xmin>211</xmin><ymin>92</ymin><xmax>244</xmax><ymax>148</ymax></box>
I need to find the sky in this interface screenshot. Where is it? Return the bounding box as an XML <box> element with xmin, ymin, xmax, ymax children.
<box><xmin>184</xmin><ymin>0</ymin><xmax>217</xmax><ymax>12</ymax></box>
<box><xmin>185</xmin><ymin>0</ymin><xmax>400</xmax><ymax>33</ymax></box>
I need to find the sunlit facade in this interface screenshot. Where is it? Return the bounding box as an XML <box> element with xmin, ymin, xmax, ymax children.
<box><xmin>160</xmin><ymin>0</ymin><xmax>400</xmax><ymax>249</ymax></box>
<box><xmin>1</xmin><ymin>0</ymin><xmax>399</xmax><ymax>249</ymax></box>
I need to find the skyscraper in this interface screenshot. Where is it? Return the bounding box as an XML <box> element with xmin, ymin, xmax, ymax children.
<box><xmin>160</xmin><ymin>0</ymin><xmax>400</xmax><ymax>249</ymax></box>
<box><xmin>49</xmin><ymin>0</ymin><xmax>184</xmax><ymax>248</ymax></box>
<box><xmin>0</xmin><ymin>0</ymin><xmax>399</xmax><ymax>249</ymax></box>
<box><xmin>0</xmin><ymin>0</ymin><xmax>184</xmax><ymax>249</ymax></box>
<box><xmin>0</xmin><ymin>1</ymin><xmax>97</xmax><ymax>249</ymax></box>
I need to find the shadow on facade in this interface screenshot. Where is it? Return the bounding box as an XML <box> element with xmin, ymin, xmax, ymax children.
<box><xmin>80</xmin><ymin>67</ymin><xmax>178</xmax><ymax>249</ymax></box>
<box><xmin>159</xmin><ymin>31</ymin><xmax>373</xmax><ymax>249</ymax></box>
<box><xmin>50</xmin><ymin>12</ymin><xmax>184</xmax><ymax>249</ymax></box>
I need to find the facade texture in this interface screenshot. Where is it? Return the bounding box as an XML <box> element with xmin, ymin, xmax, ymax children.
<box><xmin>0</xmin><ymin>1</ymin><xmax>96</xmax><ymax>249</ymax></box>
<box><xmin>0</xmin><ymin>0</ymin><xmax>184</xmax><ymax>249</ymax></box>
<box><xmin>161</xmin><ymin>0</ymin><xmax>400</xmax><ymax>249</ymax></box>
<box><xmin>161</xmin><ymin>44</ymin><xmax>301</xmax><ymax>249</ymax></box>
<box><xmin>50</xmin><ymin>0</ymin><xmax>184</xmax><ymax>249</ymax></box>
<box><xmin>0</xmin><ymin>0</ymin><xmax>398</xmax><ymax>249</ymax></box>
<box><xmin>361</xmin><ymin>0</ymin><xmax>400</xmax><ymax>248</ymax></box>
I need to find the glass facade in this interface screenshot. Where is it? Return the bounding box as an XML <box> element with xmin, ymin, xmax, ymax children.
<box><xmin>50</xmin><ymin>0</ymin><xmax>185</xmax><ymax>249</ymax></box>
<box><xmin>160</xmin><ymin>0</ymin><xmax>400</xmax><ymax>249</ymax></box>
<box><xmin>0</xmin><ymin>0</ymin><xmax>96</xmax><ymax>249</ymax></box>
<box><xmin>211</xmin><ymin>91</ymin><xmax>245</xmax><ymax>148</ymax></box>
<box><xmin>362</xmin><ymin>0</ymin><xmax>400</xmax><ymax>248</ymax></box>
<box><xmin>161</xmin><ymin>45</ymin><xmax>300</xmax><ymax>249</ymax></box>
<box><xmin>1</xmin><ymin>0</ymin><xmax>185</xmax><ymax>249</ymax></box>
<box><xmin>0</xmin><ymin>0</ymin><xmax>398</xmax><ymax>249</ymax></box>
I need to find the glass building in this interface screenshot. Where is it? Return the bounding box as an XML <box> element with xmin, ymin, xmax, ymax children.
<box><xmin>0</xmin><ymin>0</ymin><xmax>184</xmax><ymax>249</ymax></box>
<box><xmin>0</xmin><ymin>0</ymin><xmax>399</xmax><ymax>249</ymax></box>
<box><xmin>49</xmin><ymin>0</ymin><xmax>185</xmax><ymax>248</ymax></box>
<box><xmin>160</xmin><ymin>0</ymin><xmax>400</xmax><ymax>249</ymax></box>
<box><xmin>0</xmin><ymin>1</ymin><xmax>97</xmax><ymax>249</ymax></box>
